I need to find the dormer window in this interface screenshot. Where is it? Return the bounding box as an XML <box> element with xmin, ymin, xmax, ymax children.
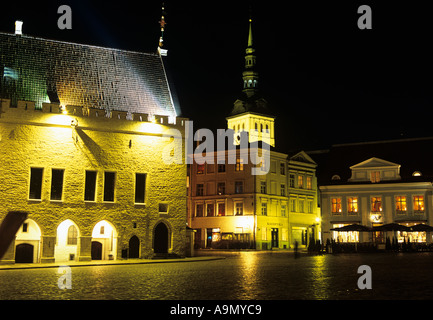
<box><xmin>370</xmin><ymin>171</ymin><xmax>380</xmax><ymax>183</ymax></box>
<box><xmin>412</xmin><ymin>171</ymin><xmax>422</xmax><ymax>177</ymax></box>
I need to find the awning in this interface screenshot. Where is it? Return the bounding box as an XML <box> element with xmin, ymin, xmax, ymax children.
<box><xmin>331</xmin><ymin>224</ymin><xmax>371</xmax><ymax>232</ymax></box>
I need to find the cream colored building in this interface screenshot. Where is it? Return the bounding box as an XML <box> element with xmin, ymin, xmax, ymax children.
<box><xmin>0</xmin><ymin>31</ymin><xmax>187</xmax><ymax>263</ymax></box>
<box><xmin>318</xmin><ymin>139</ymin><xmax>433</xmax><ymax>245</ymax></box>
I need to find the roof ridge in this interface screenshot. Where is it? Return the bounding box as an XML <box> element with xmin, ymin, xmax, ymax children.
<box><xmin>0</xmin><ymin>31</ymin><xmax>157</xmax><ymax>57</ymax></box>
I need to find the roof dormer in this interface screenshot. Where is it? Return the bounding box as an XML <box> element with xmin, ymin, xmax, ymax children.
<box><xmin>348</xmin><ymin>157</ymin><xmax>401</xmax><ymax>183</ymax></box>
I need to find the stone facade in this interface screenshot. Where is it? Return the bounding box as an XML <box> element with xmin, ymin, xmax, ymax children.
<box><xmin>0</xmin><ymin>99</ymin><xmax>187</xmax><ymax>263</ymax></box>
<box><xmin>0</xmin><ymin>31</ymin><xmax>188</xmax><ymax>264</ymax></box>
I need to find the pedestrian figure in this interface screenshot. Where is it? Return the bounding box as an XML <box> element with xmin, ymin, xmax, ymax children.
<box><xmin>294</xmin><ymin>240</ymin><xmax>299</xmax><ymax>259</ymax></box>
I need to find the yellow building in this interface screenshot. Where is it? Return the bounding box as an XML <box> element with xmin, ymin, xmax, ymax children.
<box><xmin>187</xmin><ymin>19</ymin><xmax>320</xmax><ymax>250</ymax></box>
<box><xmin>0</xmin><ymin>30</ymin><xmax>188</xmax><ymax>263</ymax></box>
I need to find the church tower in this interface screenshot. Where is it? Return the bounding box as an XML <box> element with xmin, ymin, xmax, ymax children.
<box><xmin>226</xmin><ymin>17</ymin><xmax>275</xmax><ymax>147</ymax></box>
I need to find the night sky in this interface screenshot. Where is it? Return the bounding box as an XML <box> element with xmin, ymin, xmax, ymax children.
<box><xmin>1</xmin><ymin>1</ymin><xmax>433</xmax><ymax>152</ymax></box>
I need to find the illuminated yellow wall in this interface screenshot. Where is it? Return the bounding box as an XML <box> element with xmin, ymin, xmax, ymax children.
<box><xmin>0</xmin><ymin>99</ymin><xmax>188</xmax><ymax>263</ymax></box>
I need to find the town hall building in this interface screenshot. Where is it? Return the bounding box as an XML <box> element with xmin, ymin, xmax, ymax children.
<box><xmin>0</xmin><ymin>22</ymin><xmax>188</xmax><ymax>263</ymax></box>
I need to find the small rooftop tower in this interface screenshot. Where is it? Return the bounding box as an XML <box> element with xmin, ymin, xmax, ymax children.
<box><xmin>15</xmin><ymin>21</ymin><xmax>23</xmax><ymax>35</ymax></box>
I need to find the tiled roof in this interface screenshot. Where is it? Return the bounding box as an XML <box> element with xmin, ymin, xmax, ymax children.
<box><xmin>0</xmin><ymin>32</ymin><xmax>177</xmax><ymax>117</ymax></box>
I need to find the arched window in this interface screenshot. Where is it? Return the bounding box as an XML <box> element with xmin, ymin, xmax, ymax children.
<box><xmin>266</xmin><ymin>124</ymin><xmax>269</xmax><ymax>132</ymax></box>
<box><xmin>255</xmin><ymin>123</ymin><xmax>258</xmax><ymax>131</ymax></box>
<box><xmin>67</xmin><ymin>225</ymin><xmax>78</xmax><ymax>245</ymax></box>
<box><xmin>260</xmin><ymin>124</ymin><xmax>263</xmax><ymax>132</ymax></box>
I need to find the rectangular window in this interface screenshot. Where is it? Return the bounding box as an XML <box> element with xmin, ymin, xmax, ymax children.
<box><xmin>206</xmin><ymin>203</ymin><xmax>215</xmax><ymax>217</ymax></box>
<box><xmin>306</xmin><ymin>176</ymin><xmax>312</xmax><ymax>190</ymax></box>
<box><xmin>260</xmin><ymin>181</ymin><xmax>267</xmax><ymax>194</ymax></box>
<box><xmin>371</xmin><ymin>197</ymin><xmax>382</xmax><ymax>212</ymax></box>
<box><xmin>135</xmin><ymin>173</ymin><xmax>147</xmax><ymax>204</ymax></box>
<box><xmin>298</xmin><ymin>175</ymin><xmax>304</xmax><ymax>189</ymax></box>
<box><xmin>50</xmin><ymin>169</ymin><xmax>64</xmax><ymax>200</ymax></box>
<box><xmin>331</xmin><ymin>198</ymin><xmax>342</xmax><ymax>214</ymax></box>
<box><xmin>197</xmin><ymin>164</ymin><xmax>205</xmax><ymax>174</ymax></box>
<box><xmin>235</xmin><ymin>158</ymin><xmax>244</xmax><ymax>171</ymax></box>
<box><xmin>281</xmin><ymin>205</ymin><xmax>287</xmax><ymax>217</ymax></box>
<box><xmin>289</xmin><ymin>174</ymin><xmax>295</xmax><ymax>188</ymax></box>
<box><xmin>235</xmin><ymin>202</ymin><xmax>243</xmax><ymax>216</ymax></box>
<box><xmin>395</xmin><ymin>196</ymin><xmax>407</xmax><ymax>213</ymax></box>
<box><xmin>347</xmin><ymin>197</ymin><xmax>358</xmax><ymax>214</ymax></box>
<box><xmin>235</xmin><ymin>181</ymin><xmax>243</xmax><ymax>194</ymax></box>
<box><xmin>217</xmin><ymin>202</ymin><xmax>226</xmax><ymax>216</ymax></box>
<box><xmin>29</xmin><ymin>168</ymin><xmax>43</xmax><ymax>200</ymax></box>
<box><xmin>299</xmin><ymin>199</ymin><xmax>305</xmax><ymax>212</ymax></box>
<box><xmin>414</xmin><ymin>196</ymin><xmax>425</xmax><ymax>212</ymax></box>
<box><xmin>196</xmin><ymin>184</ymin><xmax>204</xmax><ymax>196</ymax></box>
<box><xmin>84</xmin><ymin>171</ymin><xmax>97</xmax><ymax>201</ymax></box>
<box><xmin>280</xmin><ymin>162</ymin><xmax>285</xmax><ymax>175</ymax></box>
<box><xmin>218</xmin><ymin>164</ymin><xmax>226</xmax><ymax>173</ymax></box>
<box><xmin>207</xmin><ymin>164</ymin><xmax>214</xmax><ymax>173</ymax></box>
<box><xmin>261</xmin><ymin>203</ymin><xmax>267</xmax><ymax>216</ymax></box>
<box><xmin>196</xmin><ymin>204</ymin><xmax>204</xmax><ymax>217</ymax></box>
<box><xmin>270</xmin><ymin>161</ymin><xmax>276</xmax><ymax>174</ymax></box>
<box><xmin>370</xmin><ymin>171</ymin><xmax>380</xmax><ymax>183</ymax></box>
<box><xmin>290</xmin><ymin>198</ymin><xmax>296</xmax><ymax>212</ymax></box>
<box><xmin>308</xmin><ymin>201</ymin><xmax>313</xmax><ymax>213</ymax></box>
<box><xmin>103</xmin><ymin>172</ymin><xmax>116</xmax><ymax>202</ymax></box>
<box><xmin>217</xmin><ymin>182</ymin><xmax>225</xmax><ymax>195</ymax></box>
<box><xmin>280</xmin><ymin>184</ymin><xmax>286</xmax><ymax>196</ymax></box>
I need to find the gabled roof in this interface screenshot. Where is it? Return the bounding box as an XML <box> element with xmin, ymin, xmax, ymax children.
<box><xmin>350</xmin><ymin>157</ymin><xmax>400</xmax><ymax>170</ymax></box>
<box><xmin>0</xmin><ymin>32</ymin><xmax>177</xmax><ymax>117</ymax></box>
<box><xmin>289</xmin><ymin>151</ymin><xmax>317</xmax><ymax>168</ymax></box>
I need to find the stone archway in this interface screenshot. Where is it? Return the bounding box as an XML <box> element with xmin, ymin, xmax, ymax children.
<box><xmin>154</xmin><ymin>222</ymin><xmax>169</xmax><ymax>254</ymax></box>
<box><xmin>91</xmin><ymin>220</ymin><xmax>118</xmax><ymax>260</ymax></box>
<box><xmin>128</xmin><ymin>235</ymin><xmax>140</xmax><ymax>258</ymax></box>
<box><xmin>15</xmin><ymin>219</ymin><xmax>41</xmax><ymax>263</ymax></box>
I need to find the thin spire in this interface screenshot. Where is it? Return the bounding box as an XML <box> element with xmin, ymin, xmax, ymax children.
<box><xmin>158</xmin><ymin>2</ymin><xmax>166</xmax><ymax>48</ymax></box>
<box><xmin>247</xmin><ymin>18</ymin><xmax>253</xmax><ymax>47</ymax></box>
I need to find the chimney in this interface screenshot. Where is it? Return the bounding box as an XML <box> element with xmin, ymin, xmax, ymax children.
<box><xmin>15</xmin><ymin>20</ymin><xmax>23</xmax><ymax>35</ymax></box>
